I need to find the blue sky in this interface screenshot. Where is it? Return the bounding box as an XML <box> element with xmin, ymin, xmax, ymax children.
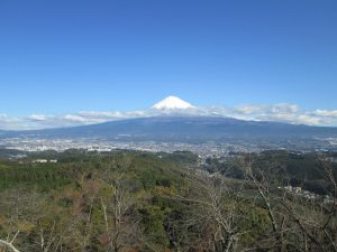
<box><xmin>1</xmin><ymin>0</ymin><xmax>337</xmax><ymax>129</ymax></box>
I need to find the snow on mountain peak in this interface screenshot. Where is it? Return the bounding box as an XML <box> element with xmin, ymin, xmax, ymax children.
<box><xmin>152</xmin><ymin>96</ymin><xmax>195</xmax><ymax>110</ymax></box>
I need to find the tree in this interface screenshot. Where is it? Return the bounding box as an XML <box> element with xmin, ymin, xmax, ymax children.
<box><xmin>170</xmin><ymin>170</ymin><xmax>247</xmax><ymax>252</ymax></box>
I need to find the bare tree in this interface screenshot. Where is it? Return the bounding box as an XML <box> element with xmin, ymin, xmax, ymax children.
<box><xmin>100</xmin><ymin>175</ymin><xmax>140</xmax><ymax>252</ymax></box>
<box><xmin>170</xmin><ymin>169</ymin><xmax>247</xmax><ymax>252</ymax></box>
<box><xmin>0</xmin><ymin>230</ymin><xmax>20</xmax><ymax>252</ymax></box>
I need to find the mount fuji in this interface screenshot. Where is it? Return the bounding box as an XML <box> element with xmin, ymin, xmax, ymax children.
<box><xmin>2</xmin><ymin>96</ymin><xmax>337</xmax><ymax>148</ymax></box>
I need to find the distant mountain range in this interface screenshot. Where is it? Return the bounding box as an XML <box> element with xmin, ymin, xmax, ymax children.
<box><xmin>3</xmin><ymin>116</ymin><xmax>337</xmax><ymax>143</ymax></box>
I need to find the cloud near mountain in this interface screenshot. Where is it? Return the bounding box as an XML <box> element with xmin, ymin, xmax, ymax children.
<box><xmin>1</xmin><ymin>97</ymin><xmax>337</xmax><ymax>130</ymax></box>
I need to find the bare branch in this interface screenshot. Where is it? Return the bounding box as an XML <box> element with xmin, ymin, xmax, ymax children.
<box><xmin>0</xmin><ymin>238</ymin><xmax>21</xmax><ymax>252</ymax></box>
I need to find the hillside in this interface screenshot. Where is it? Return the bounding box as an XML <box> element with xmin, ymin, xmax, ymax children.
<box><xmin>0</xmin><ymin>150</ymin><xmax>336</xmax><ymax>251</ymax></box>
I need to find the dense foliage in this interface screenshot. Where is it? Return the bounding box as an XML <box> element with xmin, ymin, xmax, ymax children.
<box><xmin>205</xmin><ymin>150</ymin><xmax>337</xmax><ymax>195</ymax></box>
<box><xmin>0</xmin><ymin>150</ymin><xmax>336</xmax><ymax>251</ymax></box>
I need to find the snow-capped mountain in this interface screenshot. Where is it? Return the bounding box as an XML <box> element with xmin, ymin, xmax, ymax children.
<box><xmin>152</xmin><ymin>96</ymin><xmax>195</xmax><ymax>111</ymax></box>
<box><xmin>2</xmin><ymin>95</ymin><xmax>337</xmax><ymax>148</ymax></box>
<box><xmin>6</xmin><ymin>116</ymin><xmax>337</xmax><ymax>145</ymax></box>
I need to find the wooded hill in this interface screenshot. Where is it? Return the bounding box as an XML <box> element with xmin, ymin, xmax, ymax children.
<box><xmin>0</xmin><ymin>150</ymin><xmax>336</xmax><ymax>251</ymax></box>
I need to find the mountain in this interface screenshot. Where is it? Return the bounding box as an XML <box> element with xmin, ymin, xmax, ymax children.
<box><xmin>6</xmin><ymin>116</ymin><xmax>337</xmax><ymax>143</ymax></box>
<box><xmin>1</xmin><ymin>96</ymin><xmax>337</xmax><ymax>147</ymax></box>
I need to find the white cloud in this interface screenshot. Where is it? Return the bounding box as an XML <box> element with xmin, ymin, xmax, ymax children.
<box><xmin>0</xmin><ymin>114</ymin><xmax>26</xmax><ymax>130</ymax></box>
<box><xmin>63</xmin><ymin>114</ymin><xmax>88</xmax><ymax>123</ymax></box>
<box><xmin>204</xmin><ymin>104</ymin><xmax>335</xmax><ymax>126</ymax></box>
<box><xmin>234</xmin><ymin>103</ymin><xmax>299</xmax><ymax>115</ymax></box>
<box><xmin>235</xmin><ymin>105</ymin><xmax>265</xmax><ymax>114</ymax></box>
<box><xmin>27</xmin><ymin>114</ymin><xmax>49</xmax><ymax>121</ymax></box>
<box><xmin>313</xmin><ymin>109</ymin><xmax>337</xmax><ymax>117</ymax></box>
<box><xmin>296</xmin><ymin>114</ymin><xmax>323</xmax><ymax>125</ymax></box>
<box><xmin>270</xmin><ymin>104</ymin><xmax>299</xmax><ymax>114</ymax></box>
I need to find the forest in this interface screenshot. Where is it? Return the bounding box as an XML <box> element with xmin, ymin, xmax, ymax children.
<box><xmin>0</xmin><ymin>149</ymin><xmax>336</xmax><ymax>252</ymax></box>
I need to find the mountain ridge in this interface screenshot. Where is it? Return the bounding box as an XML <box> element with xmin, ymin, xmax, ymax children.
<box><xmin>3</xmin><ymin>116</ymin><xmax>337</xmax><ymax>143</ymax></box>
